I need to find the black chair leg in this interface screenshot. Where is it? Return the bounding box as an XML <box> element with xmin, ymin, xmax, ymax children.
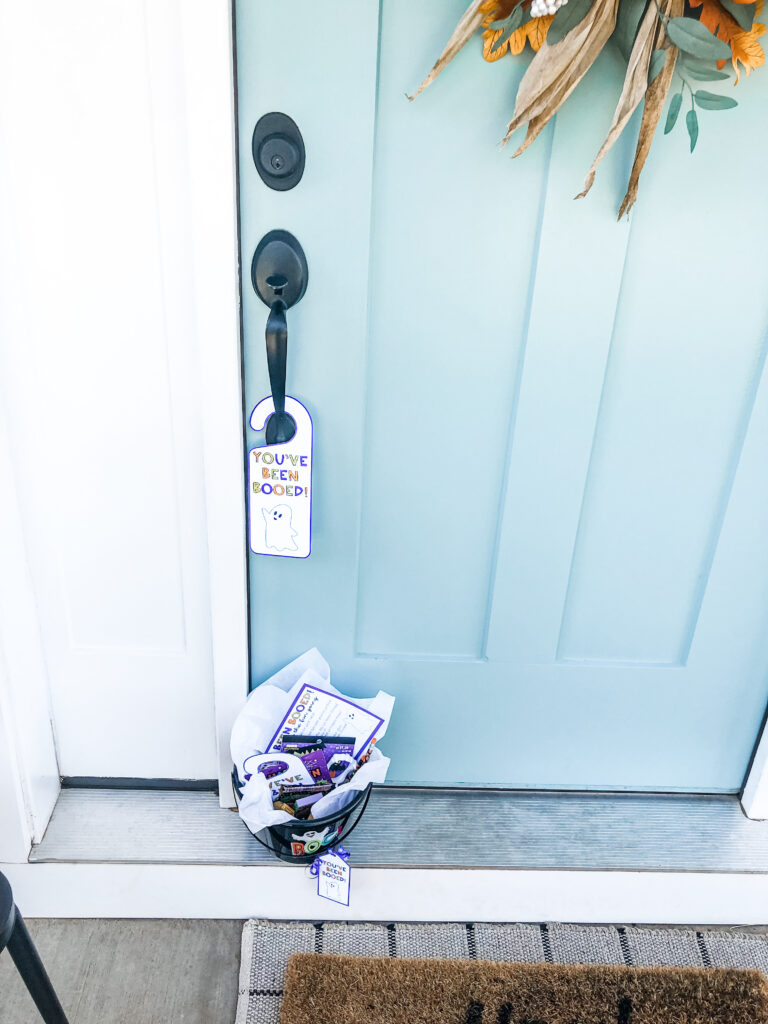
<box><xmin>6</xmin><ymin>908</ymin><xmax>69</xmax><ymax>1024</ymax></box>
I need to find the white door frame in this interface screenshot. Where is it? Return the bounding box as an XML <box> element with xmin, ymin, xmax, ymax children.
<box><xmin>176</xmin><ymin>0</ymin><xmax>249</xmax><ymax>805</ymax></box>
<box><xmin>741</xmin><ymin>719</ymin><xmax>768</xmax><ymax>819</ymax></box>
<box><xmin>0</xmin><ymin>400</ymin><xmax>60</xmax><ymax>861</ymax></box>
<box><xmin>2</xmin><ymin>0</ymin><xmax>768</xmax><ymax>861</ymax></box>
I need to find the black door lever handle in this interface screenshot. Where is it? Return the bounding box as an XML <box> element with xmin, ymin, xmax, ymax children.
<box><xmin>251</xmin><ymin>230</ymin><xmax>309</xmax><ymax>446</ymax></box>
<box><xmin>265</xmin><ymin>297</ymin><xmax>294</xmax><ymax>444</ymax></box>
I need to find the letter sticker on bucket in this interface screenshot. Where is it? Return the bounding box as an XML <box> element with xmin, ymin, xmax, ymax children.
<box><xmin>290</xmin><ymin>823</ymin><xmax>342</xmax><ymax>858</ymax></box>
<box><xmin>249</xmin><ymin>396</ymin><xmax>312</xmax><ymax>558</ymax></box>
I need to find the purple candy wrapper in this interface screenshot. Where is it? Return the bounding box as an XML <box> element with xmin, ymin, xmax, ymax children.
<box><xmin>256</xmin><ymin>759</ymin><xmax>291</xmax><ymax>780</ymax></box>
<box><xmin>295</xmin><ymin>746</ymin><xmax>332</xmax><ymax>784</ymax></box>
<box><xmin>276</xmin><ymin>783</ymin><xmax>332</xmax><ymax>802</ymax></box>
<box><xmin>280</xmin><ymin>735</ymin><xmax>355</xmax><ymax>751</ymax></box>
<box><xmin>295</xmin><ymin>791</ymin><xmax>324</xmax><ymax>809</ymax></box>
<box><xmin>280</xmin><ymin>735</ymin><xmax>355</xmax><ymax>781</ymax></box>
<box><xmin>322</xmin><ymin>739</ymin><xmax>355</xmax><ymax>778</ymax></box>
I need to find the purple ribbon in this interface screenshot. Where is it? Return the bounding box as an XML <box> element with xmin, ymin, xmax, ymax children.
<box><xmin>308</xmin><ymin>845</ymin><xmax>351</xmax><ymax>877</ymax></box>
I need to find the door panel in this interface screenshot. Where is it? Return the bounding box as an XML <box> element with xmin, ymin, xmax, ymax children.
<box><xmin>355</xmin><ymin>5</ymin><xmax>551</xmax><ymax>659</ymax></box>
<box><xmin>0</xmin><ymin>0</ymin><xmax>218</xmax><ymax>778</ymax></box>
<box><xmin>236</xmin><ymin>0</ymin><xmax>768</xmax><ymax>791</ymax></box>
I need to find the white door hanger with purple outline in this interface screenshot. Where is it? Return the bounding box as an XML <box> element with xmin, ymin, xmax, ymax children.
<box><xmin>248</xmin><ymin>229</ymin><xmax>312</xmax><ymax>559</ymax></box>
<box><xmin>249</xmin><ymin>396</ymin><xmax>312</xmax><ymax>559</ymax></box>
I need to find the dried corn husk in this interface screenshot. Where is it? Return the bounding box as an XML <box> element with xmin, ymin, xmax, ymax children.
<box><xmin>617</xmin><ymin>0</ymin><xmax>683</xmax><ymax>217</ymax></box>
<box><xmin>577</xmin><ymin>1</ymin><xmax>661</xmax><ymax>198</ymax></box>
<box><xmin>616</xmin><ymin>48</ymin><xmax>677</xmax><ymax>216</ymax></box>
<box><xmin>408</xmin><ymin>0</ymin><xmax>486</xmax><ymax>100</ymax></box>
<box><xmin>502</xmin><ymin>0</ymin><xmax>621</xmax><ymax>156</ymax></box>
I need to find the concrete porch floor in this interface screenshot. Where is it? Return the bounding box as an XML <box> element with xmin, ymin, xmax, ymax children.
<box><xmin>0</xmin><ymin>919</ymin><xmax>241</xmax><ymax>1024</ymax></box>
<box><xmin>4</xmin><ymin>919</ymin><xmax>768</xmax><ymax>1023</ymax></box>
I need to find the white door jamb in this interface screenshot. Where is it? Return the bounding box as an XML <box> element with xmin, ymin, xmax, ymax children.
<box><xmin>741</xmin><ymin>716</ymin><xmax>768</xmax><ymax>820</ymax></box>
<box><xmin>0</xmin><ymin>406</ymin><xmax>60</xmax><ymax>859</ymax></box>
<box><xmin>177</xmin><ymin>0</ymin><xmax>249</xmax><ymax>805</ymax></box>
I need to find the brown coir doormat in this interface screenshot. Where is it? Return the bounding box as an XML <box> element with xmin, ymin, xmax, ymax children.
<box><xmin>281</xmin><ymin>953</ymin><xmax>768</xmax><ymax>1024</ymax></box>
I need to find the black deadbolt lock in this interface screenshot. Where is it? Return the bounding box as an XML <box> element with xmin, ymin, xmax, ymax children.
<box><xmin>252</xmin><ymin>112</ymin><xmax>305</xmax><ymax>191</ymax></box>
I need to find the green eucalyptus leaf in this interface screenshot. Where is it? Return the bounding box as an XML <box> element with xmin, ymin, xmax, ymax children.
<box><xmin>547</xmin><ymin>0</ymin><xmax>595</xmax><ymax>45</ymax></box>
<box><xmin>694</xmin><ymin>88</ymin><xmax>739</xmax><ymax>108</ymax></box>
<box><xmin>681</xmin><ymin>54</ymin><xmax>732</xmax><ymax>71</ymax></box>
<box><xmin>648</xmin><ymin>49</ymin><xmax>668</xmax><ymax>82</ymax></box>
<box><xmin>664</xmin><ymin>91</ymin><xmax>683</xmax><ymax>133</ymax></box>
<box><xmin>612</xmin><ymin>0</ymin><xmax>649</xmax><ymax>60</ymax></box>
<box><xmin>490</xmin><ymin>5</ymin><xmax>526</xmax><ymax>51</ymax></box>
<box><xmin>718</xmin><ymin>0</ymin><xmax>756</xmax><ymax>30</ymax></box>
<box><xmin>686</xmin><ymin>107</ymin><xmax>699</xmax><ymax>151</ymax></box>
<box><xmin>685</xmin><ymin>66</ymin><xmax>732</xmax><ymax>79</ymax></box>
<box><xmin>665</xmin><ymin>17</ymin><xmax>733</xmax><ymax>60</ymax></box>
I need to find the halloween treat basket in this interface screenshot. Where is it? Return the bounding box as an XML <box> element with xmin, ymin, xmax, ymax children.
<box><xmin>230</xmin><ymin>648</ymin><xmax>393</xmax><ymax>866</ymax></box>
<box><xmin>232</xmin><ymin>769</ymin><xmax>373</xmax><ymax>864</ymax></box>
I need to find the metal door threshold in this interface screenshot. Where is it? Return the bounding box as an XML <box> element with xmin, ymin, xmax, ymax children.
<box><xmin>29</xmin><ymin>787</ymin><xmax>768</xmax><ymax>871</ymax></box>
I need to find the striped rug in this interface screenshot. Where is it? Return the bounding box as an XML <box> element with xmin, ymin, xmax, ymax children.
<box><xmin>235</xmin><ymin>921</ymin><xmax>768</xmax><ymax>1024</ymax></box>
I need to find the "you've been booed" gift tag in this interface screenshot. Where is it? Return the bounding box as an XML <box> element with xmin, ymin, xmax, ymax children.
<box><xmin>249</xmin><ymin>396</ymin><xmax>312</xmax><ymax>558</ymax></box>
<box><xmin>317</xmin><ymin>852</ymin><xmax>351</xmax><ymax>906</ymax></box>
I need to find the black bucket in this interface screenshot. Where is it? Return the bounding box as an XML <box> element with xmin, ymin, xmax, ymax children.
<box><xmin>232</xmin><ymin>768</ymin><xmax>373</xmax><ymax>864</ymax></box>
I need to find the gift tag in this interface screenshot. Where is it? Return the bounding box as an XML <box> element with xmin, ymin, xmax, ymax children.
<box><xmin>317</xmin><ymin>853</ymin><xmax>351</xmax><ymax>906</ymax></box>
<box><xmin>249</xmin><ymin>396</ymin><xmax>312</xmax><ymax>558</ymax></box>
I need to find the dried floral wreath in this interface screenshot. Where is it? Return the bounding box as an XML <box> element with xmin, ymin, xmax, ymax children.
<box><xmin>410</xmin><ymin>0</ymin><xmax>764</xmax><ymax>217</ymax></box>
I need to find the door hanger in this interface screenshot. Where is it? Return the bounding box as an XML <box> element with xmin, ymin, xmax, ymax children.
<box><xmin>248</xmin><ymin>395</ymin><xmax>312</xmax><ymax>558</ymax></box>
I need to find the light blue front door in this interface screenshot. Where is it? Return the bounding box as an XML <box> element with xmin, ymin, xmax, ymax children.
<box><xmin>235</xmin><ymin>0</ymin><xmax>768</xmax><ymax>792</ymax></box>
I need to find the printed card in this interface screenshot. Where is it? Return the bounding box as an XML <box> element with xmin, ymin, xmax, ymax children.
<box><xmin>317</xmin><ymin>854</ymin><xmax>351</xmax><ymax>906</ymax></box>
<box><xmin>267</xmin><ymin>684</ymin><xmax>384</xmax><ymax>760</ymax></box>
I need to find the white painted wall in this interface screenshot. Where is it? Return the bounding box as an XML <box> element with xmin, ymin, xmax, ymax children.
<box><xmin>0</xmin><ymin>0</ymin><xmax>245</xmax><ymax>788</ymax></box>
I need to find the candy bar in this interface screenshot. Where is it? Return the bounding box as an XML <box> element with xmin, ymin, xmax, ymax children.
<box><xmin>293</xmin><ymin>791</ymin><xmax>326</xmax><ymax>819</ymax></box>
<box><xmin>280</xmin><ymin>734</ymin><xmax>356</xmax><ymax>780</ymax></box>
<box><xmin>280</xmin><ymin>734</ymin><xmax>355</xmax><ymax>754</ymax></box>
<box><xmin>277</xmin><ymin>783</ymin><xmax>332</xmax><ymax>801</ymax></box>
<box><xmin>295</xmin><ymin>791</ymin><xmax>324</xmax><ymax>809</ymax></box>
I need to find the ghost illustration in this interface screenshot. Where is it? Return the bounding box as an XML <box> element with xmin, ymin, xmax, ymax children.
<box><xmin>262</xmin><ymin>504</ymin><xmax>298</xmax><ymax>552</ymax></box>
<box><xmin>292</xmin><ymin>826</ymin><xmax>332</xmax><ymax>855</ymax></box>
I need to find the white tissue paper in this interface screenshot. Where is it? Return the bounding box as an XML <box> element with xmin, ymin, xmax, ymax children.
<box><xmin>230</xmin><ymin>648</ymin><xmax>394</xmax><ymax>835</ymax></box>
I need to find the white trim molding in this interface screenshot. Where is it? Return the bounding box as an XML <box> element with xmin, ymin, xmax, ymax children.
<box><xmin>0</xmin><ymin>693</ymin><xmax>35</xmax><ymax>864</ymax></box>
<box><xmin>0</xmin><ymin>405</ymin><xmax>60</xmax><ymax>858</ymax></box>
<box><xmin>177</xmin><ymin>0</ymin><xmax>249</xmax><ymax>804</ymax></box>
<box><xmin>741</xmin><ymin>719</ymin><xmax>768</xmax><ymax>819</ymax></box>
<box><xmin>3</xmin><ymin>862</ymin><xmax>768</xmax><ymax>924</ymax></box>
